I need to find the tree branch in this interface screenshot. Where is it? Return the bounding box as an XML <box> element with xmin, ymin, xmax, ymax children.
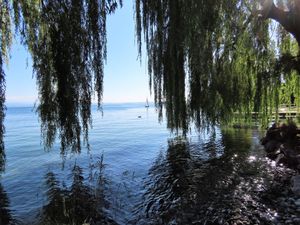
<box><xmin>259</xmin><ymin>0</ymin><xmax>300</xmax><ymax>46</ymax></box>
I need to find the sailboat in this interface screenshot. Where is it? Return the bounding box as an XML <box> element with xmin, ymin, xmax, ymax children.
<box><xmin>145</xmin><ymin>98</ymin><xmax>149</xmax><ymax>108</ymax></box>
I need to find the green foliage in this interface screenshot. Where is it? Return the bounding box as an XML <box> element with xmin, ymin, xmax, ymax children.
<box><xmin>1</xmin><ymin>0</ymin><xmax>300</xmax><ymax>161</ymax></box>
<box><xmin>135</xmin><ymin>0</ymin><xmax>299</xmax><ymax>130</ymax></box>
<box><xmin>276</xmin><ymin>25</ymin><xmax>300</xmax><ymax>109</ymax></box>
<box><xmin>0</xmin><ymin>0</ymin><xmax>11</xmax><ymax>171</ymax></box>
<box><xmin>0</xmin><ymin>0</ymin><xmax>122</xmax><ymax>157</ymax></box>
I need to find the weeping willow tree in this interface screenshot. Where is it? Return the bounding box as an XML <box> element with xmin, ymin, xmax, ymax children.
<box><xmin>277</xmin><ymin>21</ymin><xmax>300</xmax><ymax>109</ymax></box>
<box><xmin>1</xmin><ymin>0</ymin><xmax>300</xmax><ymax>170</ymax></box>
<box><xmin>135</xmin><ymin>0</ymin><xmax>300</xmax><ymax>131</ymax></box>
<box><xmin>0</xmin><ymin>0</ymin><xmax>122</xmax><ymax>171</ymax></box>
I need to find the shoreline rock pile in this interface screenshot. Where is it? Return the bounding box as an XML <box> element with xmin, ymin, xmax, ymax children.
<box><xmin>261</xmin><ymin>122</ymin><xmax>300</xmax><ymax>171</ymax></box>
<box><xmin>261</xmin><ymin>122</ymin><xmax>300</xmax><ymax>199</ymax></box>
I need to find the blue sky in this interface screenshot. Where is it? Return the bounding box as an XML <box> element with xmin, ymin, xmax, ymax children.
<box><xmin>5</xmin><ymin>1</ymin><xmax>150</xmax><ymax>105</ymax></box>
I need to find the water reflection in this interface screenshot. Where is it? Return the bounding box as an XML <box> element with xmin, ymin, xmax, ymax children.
<box><xmin>39</xmin><ymin>157</ymin><xmax>117</xmax><ymax>225</ymax></box>
<box><xmin>134</xmin><ymin>129</ymin><xmax>276</xmax><ymax>224</ymax></box>
<box><xmin>133</xmin><ymin>138</ymin><xmax>195</xmax><ymax>224</ymax></box>
<box><xmin>0</xmin><ymin>151</ymin><xmax>14</xmax><ymax>225</ymax></box>
<box><xmin>0</xmin><ymin>182</ymin><xmax>13</xmax><ymax>225</ymax></box>
<box><xmin>0</xmin><ymin>147</ymin><xmax>4</xmax><ymax>172</ymax></box>
<box><xmin>1</xmin><ymin>128</ymin><xmax>287</xmax><ymax>224</ymax></box>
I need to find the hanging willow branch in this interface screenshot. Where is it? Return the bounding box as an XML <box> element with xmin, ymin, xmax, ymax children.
<box><xmin>135</xmin><ymin>0</ymin><xmax>299</xmax><ymax>131</ymax></box>
<box><xmin>1</xmin><ymin>0</ymin><xmax>300</xmax><ymax>167</ymax></box>
<box><xmin>0</xmin><ymin>0</ymin><xmax>11</xmax><ymax>172</ymax></box>
<box><xmin>0</xmin><ymin>54</ymin><xmax>5</xmax><ymax>172</ymax></box>
<box><xmin>0</xmin><ymin>0</ymin><xmax>122</xmax><ymax>157</ymax></box>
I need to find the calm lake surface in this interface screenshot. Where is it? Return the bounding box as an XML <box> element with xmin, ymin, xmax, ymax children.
<box><xmin>0</xmin><ymin>103</ymin><xmax>283</xmax><ymax>224</ymax></box>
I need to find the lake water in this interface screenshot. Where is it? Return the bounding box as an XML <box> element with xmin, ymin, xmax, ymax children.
<box><xmin>0</xmin><ymin>103</ymin><xmax>286</xmax><ymax>224</ymax></box>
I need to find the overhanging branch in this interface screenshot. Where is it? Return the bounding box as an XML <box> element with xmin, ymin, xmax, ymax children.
<box><xmin>258</xmin><ymin>0</ymin><xmax>300</xmax><ymax>46</ymax></box>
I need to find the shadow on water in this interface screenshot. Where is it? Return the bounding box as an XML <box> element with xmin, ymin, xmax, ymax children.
<box><xmin>133</xmin><ymin>128</ymin><xmax>280</xmax><ymax>225</ymax></box>
<box><xmin>0</xmin><ymin>149</ymin><xmax>15</xmax><ymax>225</ymax></box>
<box><xmin>0</xmin><ymin>147</ymin><xmax>5</xmax><ymax>172</ymax></box>
<box><xmin>0</xmin><ymin>182</ymin><xmax>14</xmax><ymax>225</ymax></box>
<box><xmin>36</xmin><ymin>156</ymin><xmax>117</xmax><ymax>225</ymax></box>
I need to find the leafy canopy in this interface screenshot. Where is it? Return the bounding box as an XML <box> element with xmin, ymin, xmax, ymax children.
<box><xmin>20</xmin><ymin>0</ymin><xmax>122</xmax><ymax>154</ymax></box>
<box><xmin>135</xmin><ymin>0</ymin><xmax>300</xmax><ymax>132</ymax></box>
<box><xmin>0</xmin><ymin>0</ymin><xmax>299</xmax><ymax>166</ymax></box>
<box><xmin>0</xmin><ymin>0</ymin><xmax>122</xmax><ymax>171</ymax></box>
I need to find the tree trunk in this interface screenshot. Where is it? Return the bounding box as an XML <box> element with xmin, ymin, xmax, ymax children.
<box><xmin>260</xmin><ymin>0</ymin><xmax>300</xmax><ymax>47</ymax></box>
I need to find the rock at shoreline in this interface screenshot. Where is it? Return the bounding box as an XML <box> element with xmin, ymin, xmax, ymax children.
<box><xmin>291</xmin><ymin>175</ymin><xmax>300</xmax><ymax>196</ymax></box>
<box><xmin>261</xmin><ymin>122</ymin><xmax>300</xmax><ymax>171</ymax></box>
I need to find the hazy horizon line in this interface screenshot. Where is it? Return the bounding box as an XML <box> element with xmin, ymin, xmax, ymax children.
<box><xmin>5</xmin><ymin>101</ymin><xmax>154</xmax><ymax>107</ymax></box>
